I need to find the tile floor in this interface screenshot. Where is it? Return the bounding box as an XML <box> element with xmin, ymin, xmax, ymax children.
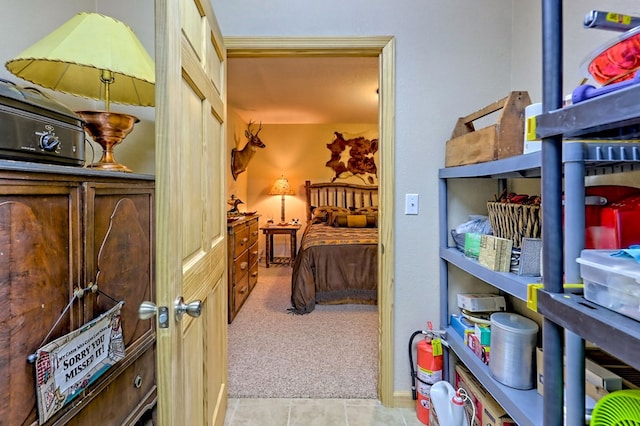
<box><xmin>224</xmin><ymin>398</ymin><xmax>424</xmax><ymax>426</ymax></box>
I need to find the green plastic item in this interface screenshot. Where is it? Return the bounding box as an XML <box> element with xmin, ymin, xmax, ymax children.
<box><xmin>590</xmin><ymin>389</ymin><xmax>640</xmax><ymax>425</ymax></box>
<box><xmin>464</xmin><ymin>232</ymin><xmax>482</xmax><ymax>259</ymax></box>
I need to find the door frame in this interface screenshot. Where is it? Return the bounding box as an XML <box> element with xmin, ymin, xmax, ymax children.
<box><xmin>225</xmin><ymin>36</ymin><xmax>396</xmax><ymax>406</ymax></box>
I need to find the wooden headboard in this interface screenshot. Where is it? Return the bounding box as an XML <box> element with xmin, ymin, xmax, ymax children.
<box><xmin>305</xmin><ymin>180</ymin><xmax>379</xmax><ymax>222</ymax></box>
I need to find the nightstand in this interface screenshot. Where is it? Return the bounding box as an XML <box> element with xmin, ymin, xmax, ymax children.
<box><xmin>260</xmin><ymin>224</ymin><xmax>302</xmax><ymax>267</ymax></box>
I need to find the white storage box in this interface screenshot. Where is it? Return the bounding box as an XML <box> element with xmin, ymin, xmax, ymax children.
<box><xmin>577</xmin><ymin>249</ymin><xmax>640</xmax><ymax>321</ymax></box>
<box><xmin>457</xmin><ymin>293</ymin><xmax>506</xmax><ymax>312</ymax></box>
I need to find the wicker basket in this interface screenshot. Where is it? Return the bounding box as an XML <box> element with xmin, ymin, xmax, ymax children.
<box><xmin>486</xmin><ymin>201</ymin><xmax>541</xmax><ymax>248</ymax></box>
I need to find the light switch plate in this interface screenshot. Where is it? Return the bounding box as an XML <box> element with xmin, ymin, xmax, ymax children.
<box><xmin>405</xmin><ymin>194</ymin><xmax>419</xmax><ymax>215</ymax></box>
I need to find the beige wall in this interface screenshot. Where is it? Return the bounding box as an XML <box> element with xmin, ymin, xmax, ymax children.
<box><xmin>227</xmin><ymin>115</ymin><xmax>378</xmax><ymax>257</ymax></box>
<box><xmin>0</xmin><ymin>1</ymin><xmax>155</xmax><ymax>175</ymax></box>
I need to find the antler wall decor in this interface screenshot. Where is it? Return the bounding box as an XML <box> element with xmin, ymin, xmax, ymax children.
<box><xmin>231</xmin><ymin>120</ymin><xmax>266</xmax><ymax>180</ymax></box>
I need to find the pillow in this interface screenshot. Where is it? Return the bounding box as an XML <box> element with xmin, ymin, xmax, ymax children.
<box><xmin>332</xmin><ymin>213</ymin><xmax>377</xmax><ymax>228</ymax></box>
<box><xmin>311</xmin><ymin>206</ymin><xmax>351</xmax><ymax>224</ymax></box>
<box><xmin>353</xmin><ymin>206</ymin><xmax>378</xmax><ymax>214</ymax></box>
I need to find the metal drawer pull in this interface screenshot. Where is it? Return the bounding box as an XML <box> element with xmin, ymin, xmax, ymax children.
<box><xmin>134</xmin><ymin>375</ymin><xmax>143</xmax><ymax>389</ymax></box>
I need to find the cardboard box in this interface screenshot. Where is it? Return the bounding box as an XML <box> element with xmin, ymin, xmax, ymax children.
<box><xmin>585</xmin><ymin>358</ymin><xmax>622</xmax><ymax>392</ymax></box>
<box><xmin>455</xmin><ymin>364</ymin><xmax>516</xmax><ymax>426</ymax></box>
<box><xmin>585</xmin><ymin>381</ymin><xmax>609</xmax><ymax>402</ymax></box>
<box><xmin>457</xmin><ymin>293</ymin><xmax>506</xmax><ymax>313</ymax></box>
<box><xmin>464</xmin><ymin>329</ymin><xmax>474</xmax><ymax>346</ymax></box>
<box><xmin>536</xmin><ymin>347</ymin><xmax>566</xmax><ymax>396</ymax></box>
<box><xmin>445</xmin><ymin>91</ymin><xmax>531</xmax><ymax>167</ymax></box>
<box><xmin>536</xmin><ymin>347</ymin><xmax>620</xmax><ymax>398</ymax></box>
<box><xmin>475</xmin><ymin>323</ymin><xmax>491</xmax><ymax>346</ymax></box>
<box><xmin>479</xmin><ymin>235</ymin><xmax>513</xmax><ymax>272</ymax></box>
<box><xmin>466</xmin><ymin>333</ymin><xmax>490</xmax><ymax>366</ymax></box>
<box><xmin>536</xmin><ymin>347</ymin><xmax>544</xmax><ymax>396</ymax></box>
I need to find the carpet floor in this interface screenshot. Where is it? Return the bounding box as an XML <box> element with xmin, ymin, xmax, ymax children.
<box><xmin>228</xmin><ymin>265</ymin><xmax>378</xmax><ymax>399</ymax></box>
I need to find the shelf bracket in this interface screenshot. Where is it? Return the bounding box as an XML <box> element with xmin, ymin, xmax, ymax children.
<box><xmin>527</xmin><ymin>283</ymin><xmax>544</xmax><ymax>312</ymax></box>
<box><xmin>527</xmin><ymin>283</ymin><xmax>584</xmax><ymax>312</ymax></box>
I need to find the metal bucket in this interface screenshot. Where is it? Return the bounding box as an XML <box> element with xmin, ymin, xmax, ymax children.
<box><xmin>489</xmin><ymin>312</ymin><xmax>539</xmax><ymax>389</ymax></box>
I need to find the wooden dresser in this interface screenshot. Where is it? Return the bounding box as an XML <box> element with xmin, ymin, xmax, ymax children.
<box><xmin>227</xmin><ymin>215</ymin><xmax>259</xmax><ymax>323</ymax></box>
<box><xmin>0</xmin><ymin>162</ymin><xmax>155</xmax><ymax>426</ymax></box>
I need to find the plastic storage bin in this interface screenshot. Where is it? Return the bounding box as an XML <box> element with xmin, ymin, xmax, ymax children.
<box><xmin>577</xmin><ymin>249</ymin><xmax>640</xmax><ymax>321</ymax></box>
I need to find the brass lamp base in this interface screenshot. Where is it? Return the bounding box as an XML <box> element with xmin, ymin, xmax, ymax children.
<box><xmin>77</xmin><ymin>110</ymin><xmax>139</xmax><ymax>172</ymax></box>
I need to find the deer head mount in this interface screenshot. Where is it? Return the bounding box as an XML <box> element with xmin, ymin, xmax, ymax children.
<box><xmin>231</xmin><ymin>120</ymin><xmax>266</xmax><ymax>180</ymax></box>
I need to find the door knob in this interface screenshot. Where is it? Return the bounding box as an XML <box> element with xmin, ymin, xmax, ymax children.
<box><xmin>139</xmin><ymin>301</ymin><xmax>158</xmax><ymax>320</ymax></box>
<box><xmin>175</xmin><ymin>297</ymin><xmax>202</xmax><ymax>321</ymax></box>
<box><xmin>139</xmin><ymin>301</ymin><xmax>170</xmax><ymax>328</ymax></box>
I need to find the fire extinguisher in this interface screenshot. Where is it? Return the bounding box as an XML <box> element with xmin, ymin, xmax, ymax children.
<box><xmin>409</xmin><ymin>322</ymin><xmax>445</xmax><ymax>425</ymax></box>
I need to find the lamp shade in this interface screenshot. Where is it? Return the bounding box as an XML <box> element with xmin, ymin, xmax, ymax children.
<box><xmin>269</xmin><ymin>176</ymin><xmax>294</xmax><ymax>196</ymax></box>
<box><xmin>5</xmin><ymin>12</ymin><xmax>155</xmax><ymax>107</ymax></box>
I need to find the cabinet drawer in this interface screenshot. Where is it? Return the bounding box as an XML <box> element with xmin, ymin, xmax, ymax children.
<box><xmin>234</xmin><ymin>249</ymin><xmax>250</xmax><ymax>280</ymax></box>
<box><xmin>249</xmin><ymin>260</ymin><xmax>259</xmax><ymax>291</ymax></box>
<box><xmin>64</xmin><ymin>346</ymin><xmax>156</xmax><ymax>426</ymax></box>
<box><xmin>249</xmin><ymin>219</ymin><xmax>259</xmax><ymax>245</ymax></box>
<box><xmin>234</xmin><ymin>274</ymin><xmax>250</xmax><ymax>313</ymax></box>
<box><xmin>248</xmin><ymin>241</ymin><xmax>259</xmax><ymax>267</ymax></box>
<box><xmin>233</xmin><ymin>225</ymin><xmax>250</xmax><ymax>257</ymax></box>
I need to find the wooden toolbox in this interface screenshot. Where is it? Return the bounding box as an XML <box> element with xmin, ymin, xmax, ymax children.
<box><xmin>445</xmin><ymin>91</ymin><xmax>531</xmax><ymax>167</ymax></box>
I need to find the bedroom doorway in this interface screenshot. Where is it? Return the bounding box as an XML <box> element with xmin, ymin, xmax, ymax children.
<box><xmin>225</xmin><ymin>36</ymin><xmax>395</xmax><ymax>406</ymax></box>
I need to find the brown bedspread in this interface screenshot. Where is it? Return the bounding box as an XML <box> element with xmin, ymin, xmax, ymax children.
<box><xmin>289</xmin><ymin>223</ymin><xmax>378</xmax><ymax>314</ymax></box>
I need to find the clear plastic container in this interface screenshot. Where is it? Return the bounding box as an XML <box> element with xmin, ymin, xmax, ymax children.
<box><xmin>577</xmin><ymin>249</ymin><xmax>640</xmax><ymax>321</ymax></box>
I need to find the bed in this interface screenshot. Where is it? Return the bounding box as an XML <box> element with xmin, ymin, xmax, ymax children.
<box><xmin>288</xmin><ymin>180</ymin><xmax>379</xmax><ymax>314</ymax></box>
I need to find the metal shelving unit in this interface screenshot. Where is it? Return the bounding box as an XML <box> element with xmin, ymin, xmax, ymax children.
<box><xmin>440</xmin><ymin>4</ymin><xmax>640</xmax><ymax>424</ymax></box>
<box><xmin>534</xmin><ymin>6</ymin><xmax>640</xmax><ymax>423</ymax></box>
<box><xmin>438</xmin><ymin>153</ymin><xmax>545</xmax><ymax>425</ymax></box>
<box><xmin>439</xmin><ymin>139</ymin><xmax>640</xmax><ymax>425</ymax></box>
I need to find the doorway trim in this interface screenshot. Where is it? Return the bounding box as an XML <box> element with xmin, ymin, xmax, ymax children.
<box><xmin>224</xmin><ymin>36</ymin><xmax>395</xmax><ymax>406</ymax></box>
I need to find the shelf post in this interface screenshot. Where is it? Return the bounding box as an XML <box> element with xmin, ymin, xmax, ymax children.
<box><xmin>438</xmin><ymin>176</ymin><xmax>453</xmax><ymax>382</ymax></box>
<box><xmin>542</xmin><ymin>0</ymin><xmax>567</xmax><ymax>425</ymax></box>
<box><xmin>564</xmin><ymin>152</ymin><xmax>587</xmax><ymax>425</ymax></box>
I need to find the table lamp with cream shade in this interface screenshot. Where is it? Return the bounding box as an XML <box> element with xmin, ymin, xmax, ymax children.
<box><xmin>5</xmin><ymin>12</ymin><xmax>155</xmax><ymax>172</ymax></box>
<box><xmin>269</xmin><ymin>175</ymin><xmax>294</xmax><ymax>225</ymax></box>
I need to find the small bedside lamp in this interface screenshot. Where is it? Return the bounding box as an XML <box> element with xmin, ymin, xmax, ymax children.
<box><xmin>269</xmin><ymin>175</ymin><xmax>294</xmax><ymax>225</ymax></box>
<box><xmin>5</xmin><ymin>12</ymin><xmax>155</xmax><ymax>172</ymax></box>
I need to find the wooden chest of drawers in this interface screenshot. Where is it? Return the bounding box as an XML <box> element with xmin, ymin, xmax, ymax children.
<box><xmin>227</xmin><ymin>215</ymin><xmax>259</xmax><ymax>323</ymax></box>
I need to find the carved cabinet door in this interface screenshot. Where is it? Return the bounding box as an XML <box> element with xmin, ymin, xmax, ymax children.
<box><xmin>0</xmin><ymin>178</ymin><xmax>81</xmax><ymax>426</ymax></box>
<box><xmin>77</xmin><ymin>181</ymin><xmax>156</xmax><ymax>425</ymax></box>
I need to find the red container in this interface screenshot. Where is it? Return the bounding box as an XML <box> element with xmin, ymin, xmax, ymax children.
<box><xmin>598</xmin><ymin>194</ymin><xmax>640</xmax><ymax>249</ymax></box>
<box><xmin>584</xmin><ymin>186</ymin><xmax>640</xmax><ymax>249</ymax></box>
